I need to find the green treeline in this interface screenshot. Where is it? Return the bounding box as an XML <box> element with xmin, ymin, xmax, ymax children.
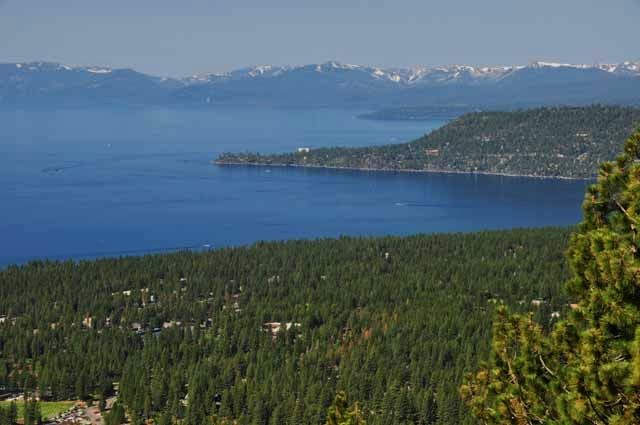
<box><xmin>0</xmin><ymin>228</ymin><xmax>573</xmax><ymax>424</ymax></box>
<box><xmin>217</xmin><ymin>105</ymin><xmax>640</xmax><ymax>179</ymax></box>
<box><xmin>0</xmin><ymin>399</ymin><xmax>41</xmax><ymax>425</ymax></box>
<box><xmin>0</xmin><ymin>402</ymin><xmax>18</xmax><ymax>425</ymax></box>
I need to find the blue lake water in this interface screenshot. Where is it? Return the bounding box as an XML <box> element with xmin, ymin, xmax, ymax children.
<box><xmin>0</xmin><ymin>108</ymin><xmax>590</xmax><ymax>267</ymax></box>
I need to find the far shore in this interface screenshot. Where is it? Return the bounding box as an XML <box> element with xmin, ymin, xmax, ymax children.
<box><xmin>213</xmin><ymin>160</ymin><xmax>594</xmax><ymax>181</ymax></box>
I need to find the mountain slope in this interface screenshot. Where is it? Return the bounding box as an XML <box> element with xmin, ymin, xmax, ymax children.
<box><xmin>1</xmin><ymin>60</ymin><xmax>640</xmax><ymax>108</ymax></box>
<box><xmin>0</xmin><ymin>62</ymin><xmax>173</xmax><ymax>106</ymax></box>
<box><xmin>216</xmin><ymin>105</ymin><xmax>640</xmax><ymax>179</ymax></box>
<box><xmin>0</xmin><ymin>228</ymin><xmax>573</xmax><ymax>424</ymax></box>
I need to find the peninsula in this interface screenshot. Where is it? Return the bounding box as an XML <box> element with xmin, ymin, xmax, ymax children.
<box><xmin>216</xmin><ymin>105</ymin><xmax>640</xmax><ymax>179</ymax></box>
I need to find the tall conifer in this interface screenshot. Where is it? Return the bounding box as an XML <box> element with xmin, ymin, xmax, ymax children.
<box><xmin>462</xmin><ymin>129</ymin><xmax>640</xmax><ymax>424</ymax></box>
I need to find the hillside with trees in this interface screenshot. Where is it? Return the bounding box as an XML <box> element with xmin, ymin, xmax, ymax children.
<box><xmin>462</xmin><ymin>129</ymin><xmax>640</xmax><ymax>423</ymax></box>
<box><xmin>217</xmin><ymin>105</ymin><xmax>640</xmax><ymax>179</ymax></box>
<box><xmin>2</xmin><ymin>113</ymin><xmax>639</xmax><ymax>425</ymax></box>
<box><xmin>0</xmin><ymin>227</ymin><xmax>573</xmax><ymax>424</ymax></box>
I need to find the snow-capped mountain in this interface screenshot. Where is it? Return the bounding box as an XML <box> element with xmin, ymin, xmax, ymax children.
<box><xmin>0</xmin><ymin>61</ymin><xmax>180</xmax><ymax>106</ymax></box>
<box><xmin>1</xmin><ymin>59</ymin><xmax>639</xmax><ymax>108</ymax></box>
<box><xmin>184</xmin><ymin>60</ymin><xmax>640</xmax><ymax>87</ymax></box>
<box><xmin>184</xmin><ymin>65</ymin><xmax>292</xmax><ymax>84</ymax></box>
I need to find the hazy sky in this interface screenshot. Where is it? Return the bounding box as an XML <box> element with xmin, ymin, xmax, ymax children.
<box><xmin>0</xmin><ymin>0</ymin><xmax>638</xmax><ymax>77</ymax></box>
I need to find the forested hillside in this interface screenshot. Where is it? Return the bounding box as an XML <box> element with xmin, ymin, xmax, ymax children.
<box><xmin>462</xmin><ymin>129</ymin><xmax>640</xmax><ymax>424</ymax></box>
<box><xmin>0</xmin><ymin>228</ymin><xmax>572</xmax><ymax>424</ymax></box>
<box><xmin>217</xmin><ymin>105</ymin><xmax>640</xmax><ymax>179</ymax></box>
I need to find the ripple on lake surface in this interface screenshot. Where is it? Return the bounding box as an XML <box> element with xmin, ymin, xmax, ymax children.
<box><xmin>0</xmin><ymin>108</ymin><xmax>588</xmax><ymax>266</ymax></box>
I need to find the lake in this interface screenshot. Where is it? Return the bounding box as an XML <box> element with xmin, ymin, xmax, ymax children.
<box><xmin>0</xmin><ymin>107</ymin><xmax>589</xmax><ymax>267</ymax></box>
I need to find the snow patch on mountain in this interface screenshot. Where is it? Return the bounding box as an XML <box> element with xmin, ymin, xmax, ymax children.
<box><xmin>86</xmin><ymin>68</ymin><xmax>112</xmax><ymax>74</ymax></box>
<box><xmin>530</xmin><ymin>61</ymin><xmax>589</xmax><ymax>69</ymax></box>
<box><xmin>5</xmin><ymin>59</ymin><xmax>640</xmax><ymax>92</ymax></box>
<box><xmin>247</xmin><ymin>65</ymin><xmax>275</xmax><ymax>77</ymax></box>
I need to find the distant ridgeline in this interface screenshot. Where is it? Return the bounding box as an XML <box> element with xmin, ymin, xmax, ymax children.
<box><xmin>217</xmin><ymin>105</ymin><xmax>640</xmax><ymax>179</ymax></box>
<box><xmin>0</xmin><ymin>228</ymin><xmax>571</xmax><ymax>424</ymax></box>
<box><xmin>359</xmin><ymin>105</ymin><xmax>476</xmax><ymax>121</ymax></box>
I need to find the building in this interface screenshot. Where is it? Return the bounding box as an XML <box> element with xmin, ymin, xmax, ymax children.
<box><xmin>263</xmin><ymin>322</ymin><xmax>301</xmax><ymax>338</ymax></box>
<box><xmin>82</xmin><ymin>316</ymin><xmax>93</xmax><ymax>328</ymax></box>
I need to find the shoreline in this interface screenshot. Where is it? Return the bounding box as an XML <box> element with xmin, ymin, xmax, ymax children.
<box><xmin>213</xmin><ymin>160</ymin><xmax>593</xmax><ymax>181</ymax></box>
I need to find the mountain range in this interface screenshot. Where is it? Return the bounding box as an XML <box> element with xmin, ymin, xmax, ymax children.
<box><xmin>1</xmin><ymin>60</ymin><xmax>640</xmax><ymax>110</ymax></box>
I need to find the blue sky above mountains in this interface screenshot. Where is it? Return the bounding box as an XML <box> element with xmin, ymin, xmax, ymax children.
<box><xmin>1</xmin><ymin>0</ymin><xmax>638</xmax><ymax>76</ymax></box>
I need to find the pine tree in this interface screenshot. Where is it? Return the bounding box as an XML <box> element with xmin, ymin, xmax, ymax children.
<box><xmin>23</xmin><ymin>398</ymin><xmax>41</xmax><ymax>425</ymax></box>
<box><xmin>326</xmin><ymin>391</ymin><xmax>366</xmax><ymax>425</ymax></box>
<box><xmin>461</xmin><ymin>128</ymin><xmax>640</xmax><ymax>424</ymax></box>
<box><xmin>105</xmin><ymin>402</ymin><xmax>126</xmax><ymax>425</ymax></box>
<box><xmin>7</xmin><ymin>402</ymin><xmax>17</xmax><ymax>425</ymax></box>
<box><xmin>423</xmin><ymin>386</ymin><xmax>438</xmax><ymax>425</ymax></box>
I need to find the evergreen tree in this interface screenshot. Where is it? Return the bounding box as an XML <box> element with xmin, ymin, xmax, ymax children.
<box><xmin>7</xmin><ymin>402</ymin><xmax>17</xmax><ymax>425</ymax></box>
<box><xmin>326</xmin><ymin>391</ymin><xmax>366</xmax><ymax>425</ymax></box>
<box><xmin>105</xmin><ymin>402</ymin><xmax>126</xmax><ymax>425</ymax></box>
<box><xmin>462</xmin><ymin>128</ymin><xmax>640</xmax><ymax>424</ymax></box>
<box><xmin>422</xmin><ymin>386</ymin><xmax>438</xmax><ymax>425</ymax></box>
<box><xmin>23</xmin><ymin>398</ymin><xmax>41</xmax><ymax>425</ymax></box>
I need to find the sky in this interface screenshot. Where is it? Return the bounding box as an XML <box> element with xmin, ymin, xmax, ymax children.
<box><xmin>0</xmin><ymin>0</ymin><xmax>638</xmax><ymax>77</ymax></box>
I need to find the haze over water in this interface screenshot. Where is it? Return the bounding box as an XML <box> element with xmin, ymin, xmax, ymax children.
<box><xmin>0</xmin><ymin>108</ymin><xmax>589</xmax><ymax>267</ymax></box>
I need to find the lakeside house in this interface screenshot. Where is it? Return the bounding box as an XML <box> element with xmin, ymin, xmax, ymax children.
<box><xmin>0</xmin><ymin>316</ymin><xmax>17</xmax><ymax>326</ymax></box>
<box><xmin>263</xmin><ymin>322</ymin><xmax>301</xmax><ymax>338</ymax></box>
<box><xmin>82</xmin><ymin>316</ymin><xmax>93</xmax><ymax>328</ymax></box>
